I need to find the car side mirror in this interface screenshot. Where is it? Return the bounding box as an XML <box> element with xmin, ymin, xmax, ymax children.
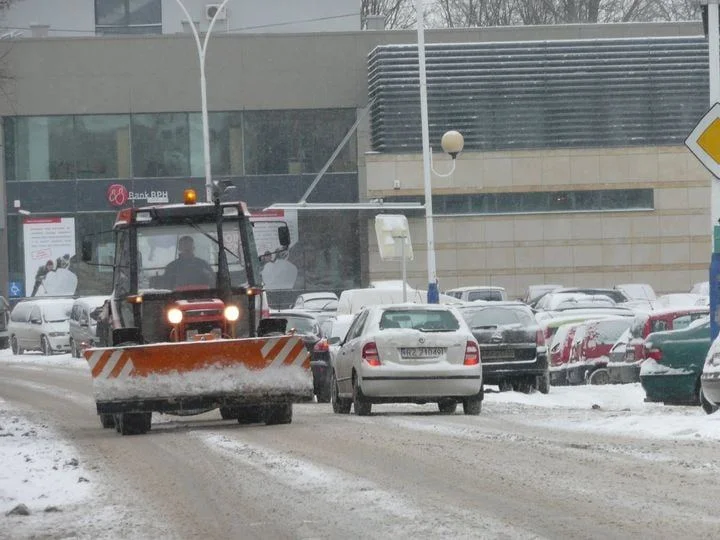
<box><xmin>30</xmin><ymin>317</ymin><xmax>41</xmax><ymax>325</ymax></box>
<box><xmin>328</xmin><ymin>336</ymin><xmax>341</xmax><ymax>345</ymax></box>
<box><xmin>81</xmin><ymin>239</ymin><xmax>93</xmax><ymax>262</ymax></box>
<box><xmin>80</xmin><ymin>319</ymin><xmax>89</xmax><ymax>327</ymax></box>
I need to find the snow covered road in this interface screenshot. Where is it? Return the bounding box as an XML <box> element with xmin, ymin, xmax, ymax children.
<box><xmin>2</xmin><ymin>350</ymin><xmax>720</xmax><ymax>539</ymax></box>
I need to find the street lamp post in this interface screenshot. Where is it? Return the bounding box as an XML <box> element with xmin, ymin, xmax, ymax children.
<box><xmin>415</xmin><ymin>0</ymin><xmax>464</xmax><ymax>303</ymax></box>
<box><xmin>174</xmin><ymin>0</ymin><xmax>231</xmax><ymax>202</ymax></box>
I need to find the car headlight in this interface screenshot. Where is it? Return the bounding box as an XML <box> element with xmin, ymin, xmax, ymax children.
<box><xmin>167</xmin><ymin>308</ymin><xmax>183</xmax><ymax>325</ymax></box>
<box><xmin>224</xmin><ymin>305</ymin><xmax>240</xmax><ymax>322</ymax></box>
<box><xmin>48</xmin><ymin>332</ymin><xmax>66</xmax><ymax>337</ymax></box>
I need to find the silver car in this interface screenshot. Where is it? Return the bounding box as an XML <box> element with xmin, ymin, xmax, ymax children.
<box><xmin>8</xmin><ymin>298</ymin><xmax>74</xmax><ymax>355</ymax></box>
<box><xmin>331</xmin><ymin>304</ymin><xmax>483</xmax><ymax>416</ymax></box>
<box><xmin>69</xmin><ymin>296</ymin><xmax>108</xmax><ymax>357</ymax></box>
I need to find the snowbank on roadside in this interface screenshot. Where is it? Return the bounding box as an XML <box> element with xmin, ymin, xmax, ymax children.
<box><xmin>0</xmin><ymin>348</ymin><xmax>88</xmax><ymax>370</ymax></box>
<box><xmin>0</xmin><ymin>399</ymin><xmax>92</xmax><ymax>515</ymax></box>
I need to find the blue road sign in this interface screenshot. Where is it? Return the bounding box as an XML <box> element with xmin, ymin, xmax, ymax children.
<box><xmin>9</xmin><ymin>281</ymin><xmax>24</xmax><ymax>298</ymax></box>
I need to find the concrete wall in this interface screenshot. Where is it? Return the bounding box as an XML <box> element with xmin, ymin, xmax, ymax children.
<box><xmin>365</xmin><ymin>146</ymin><xmax>711</xmax><ymax>297</ymax></box>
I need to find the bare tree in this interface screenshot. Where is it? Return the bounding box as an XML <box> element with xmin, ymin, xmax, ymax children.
<box><xmin>430</xmin><ymin>0</ymin><xmax>701</xmax><ymax>27</ymax></box>
<box><xmin>362</xmin><ymin>0</ymin><xmax>416</xmax><ymax>29</ymax></box>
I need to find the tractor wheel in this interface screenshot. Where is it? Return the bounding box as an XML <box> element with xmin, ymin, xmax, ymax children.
<box><xmin>237</xmin><ymin>406</ymin><xmax>264</xmax><ymax>425</ymax></box>
<box><xmin>100</xmin><ymin>414</ymin><xmax>115</xmax><ymax>429</ymax></box>
<box><xmin>117</xmin><ymin>413</ymin><xmax>151</xmax><ymax>435</ymax></box>
<box><xmin>265</xmin><ymin>404</ymin><xmax>293</xmax><ymax>425</ymax></box>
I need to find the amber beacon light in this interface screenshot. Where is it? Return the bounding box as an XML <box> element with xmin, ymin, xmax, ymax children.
<box><xmin>184</xmin><ymin>189</ymin><xmax>197</xmax><ymax>205</ymax></box>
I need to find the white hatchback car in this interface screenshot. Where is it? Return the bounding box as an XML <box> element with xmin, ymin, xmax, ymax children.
<box><xmin>331</xmin><ymin>304</ymin><xmax>483</xmax><ymax>416</ymax></box>
<box><xmin>8</xmin><ymin>298</ymin><xmax>74</xmax><ymax>355</ymax></box>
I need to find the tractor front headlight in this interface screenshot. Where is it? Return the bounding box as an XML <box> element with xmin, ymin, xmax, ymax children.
<box><xmin>224</xmin><ymin>305</ymin><xmax>240</xmax><ymax>322</ymax></box>
<box><xmin>167</xmin><ymin>307</ymin><xmax>183</xmax><ymax>325</ymax></box>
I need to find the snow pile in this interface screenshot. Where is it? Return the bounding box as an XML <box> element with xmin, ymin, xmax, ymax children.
<box><xmin>93</xmin><ymin>364</ymin><xmax>313</xmax><ymax>400</ymax></box>
<box><xmin>0</xmin><ymin>348</ymin><xmax>88</xmax><ymax>370</ymax></box>
<box><xmin>0</xmin><ymin>400</ymin><xmax>92</xmax><ymax>515</ymax></box>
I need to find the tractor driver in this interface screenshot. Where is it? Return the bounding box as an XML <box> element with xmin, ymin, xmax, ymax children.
<box><xmin>163</xmin><ymin>235</ymin><xmax>214</xmax><ymax>289</ymax></box>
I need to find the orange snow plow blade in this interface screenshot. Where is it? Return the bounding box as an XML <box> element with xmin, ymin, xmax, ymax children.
<box><xmin>83</xmin><ymin>336</ymin><xmax>313</xmax><ymax>413</ymax></box>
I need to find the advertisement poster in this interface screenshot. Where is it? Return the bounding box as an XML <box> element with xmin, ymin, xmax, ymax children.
<box><xmin>23</xmin><ymin>217</ymin><xmax>78</xmax><ymax>297</ymax></box>
<box><xmin>250</xmin><ymin>209</ymin><xmax>299</xmax><ymax>290</ymax></box>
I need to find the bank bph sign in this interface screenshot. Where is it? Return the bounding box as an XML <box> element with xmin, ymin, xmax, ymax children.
<box><xmin>107</xmin><ymin>184</ymin><xmax>170</xmax><ymax>207</ymax></box>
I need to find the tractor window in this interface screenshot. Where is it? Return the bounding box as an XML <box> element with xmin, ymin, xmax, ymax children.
<box><xmin>137</xmin><ymin>222</ymin><xmax>248</xmax><ymax>292</ymax></box>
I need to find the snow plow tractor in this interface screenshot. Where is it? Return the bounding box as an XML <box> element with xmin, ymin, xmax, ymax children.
<box><xmin>81</xmin><ymin>187</ymin><xmax>312</xmax><ymax>435</ymax></box>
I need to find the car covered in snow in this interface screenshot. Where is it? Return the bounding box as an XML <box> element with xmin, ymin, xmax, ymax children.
<box><xmin>311</xmin><ymin>313</ymin><xmax>355</xmax><ymax>403</ymax></box>
<box><xmin>68</xmin><ymin>295</ymin><xmax>108</xmax><ymax>358</ymax></box>
<box><xmin>565</xmin><ymin>317</ymin><xmax>633</xmax><ymax>385</ymax></box>
<box><xmin>610</xmin><ymin>306</ymin><xmax>709</xmax><ymax>384</ymax></box>
<box><xmin>330</xmin><ymin>304</ymin><xmax>482</xmax><ymax>416</ymax></box>
<box><xmin>0</xmin><ymin>295</ymin><xmax>9</xmax><ymax>349</ymax></box>
<box><xmin>444</xmin><ymin>286</ymin><xmax>507</xmax><ymax>302</ymax></box>
<box><xmin>456</xmin><ymin>301</ymin><xmax>548</xmax><ymax>393</ymax></box>
<box><xmin>291</xmin><ymin>291</ymin><xmax>338</xmax><ymax>312</ymax></box>
<box><xmin>639</xmin><ymin>317</ymin><xmax>710</xmax><ymax>406</ymax></box>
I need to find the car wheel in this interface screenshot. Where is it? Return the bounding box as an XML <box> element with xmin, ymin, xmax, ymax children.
<box><xmin>536</xmin><ymin>372</ymin><xmax>550</xmax><ymax>394</ymax></box>
<box><xmin>99</xmin><ymin>413</ymin><xmax>115</xmax><ymax>429</ymax></box>
<box><xmin>463</xmin><ymin>390</ymin><xmax>483</xmax><ymax>415</ymax></box>
<box><xmin>700</xmin><ymin>385</ymin><xmax>718</xmax><ymax>415</ymax></box>
<box><xmin>41</xmin><ymin>335</ymin><xmax>53</xmax><ymax>356</ymax></box>
<box><xmin>69</xmin><ymin>338</ymin><xmax>77</xmax><ymax>358</ymax></box>
<box><xmin>331</xmin><ymin>372</ymin><xmax>351</xmax><ymax>414</ymax></box>
<box><xmin>352</xmin><ymin>376</ymin><xmax>372</xmax><ymax>416</ymax></box>
<box><xmin>265</xmin><ymin>404</ymin><xmax>293</xmax><ymax>425</ymax></box>
<box><xmin>10</xmin><ymin>335</ymin><xmax>22</xmax><ymax>355</ymax></box>
<box><xmin>438</xmin><ymin>399</ymin><xmax>457</xmax><ymax>414</ymax></box>
<box><xmin>588</xmin><ymin>368</ymin><xmax>610</xmax><ymax>385</ymax></box>
<box><xmin>516</xmin><ymin>379</ymin><xmax>534</xmax><ymax>394</ymax></box>
<box><xmin>316</xmin><ymin>378</ymin><xmax>332</xmax><ymax>403</ymax></box>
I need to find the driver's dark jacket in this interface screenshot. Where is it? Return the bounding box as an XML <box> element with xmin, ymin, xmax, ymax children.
<box><xmin>163</xmin><ymin>256</ymin><xmax>213</xmax><ymax>289</ymax></box>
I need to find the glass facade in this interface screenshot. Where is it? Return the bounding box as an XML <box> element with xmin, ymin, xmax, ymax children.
<box><xmin>3</xmin><ymin>109</ymin><xmax>360</xmax><ymax>297</ymax></box>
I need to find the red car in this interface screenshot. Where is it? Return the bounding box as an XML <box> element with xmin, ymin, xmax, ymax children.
<box><xmin>566</xmin><ymin>317</ymin><xmax>633</xmax><ymax>385</ymax></box>
<box><xmin>607</xmin><ymin>306</ymin><xmax>709</xmax><ymax>384</ymax></box>
<box><xmin>548</xmin><ymin>321</ymin><xmax>584</xmax><ymax>386</ymax></box>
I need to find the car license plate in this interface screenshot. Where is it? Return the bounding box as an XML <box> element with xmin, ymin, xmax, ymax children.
<box><xmin>400</xmin><ymin>347</ymin><xmax>445</xmax><ymax>358</ymax></box>
<box><xmin>482</xmin><ymin>349</ymin><xmax>514</xmax><ymax>359</ymax></box>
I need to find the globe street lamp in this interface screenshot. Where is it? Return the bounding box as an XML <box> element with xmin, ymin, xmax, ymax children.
<box><xmin>173</xmin><ymin>0</ymin><xmax>231</xmax><ymax>202</ymax></box>
<box><xmin>415</xmin><ymin>0</ymin><xmax>464</xmax><ymax>302</ymax></box>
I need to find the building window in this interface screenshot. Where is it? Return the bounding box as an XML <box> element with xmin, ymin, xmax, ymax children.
<box><xmin>387</xmin><ymin>189</ymin><xmax>654</xmax><ymax>216</ymax></box>
<box><xmin>75</xmin><ymin>115</ymin><xmax>131</xmax><ymax>179</ymax></box>
<box><xmin>189</xmin><ymin>112</ymin><xmax>243</xmax><ymax>177</ymax></box>
<box><xmin>4</xmin><ymin>116</ymin><xmax>75</xmax><ymax>180</ymax></box>
<box><xmin>95</xmin><ymin>0</ymin><xmax>162</xmax><ymax>35</ymax></box>
<box><xmin>243</xmin><ymin>109</ymin><xmax>357</xmax><ymax>175</ymax></box>
<box><xmin>131</xmin><ymin>113</ymin><xmax>190</xmax><ymax>178</ymax></box>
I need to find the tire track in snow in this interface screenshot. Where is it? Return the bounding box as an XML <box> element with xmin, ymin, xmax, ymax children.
<box><xmin>195</xmin><ymin>431</ymin><xmax>543</xmax><ymax>540</ymax></box>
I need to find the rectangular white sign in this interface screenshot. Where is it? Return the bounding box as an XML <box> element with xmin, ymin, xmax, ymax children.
<box><xmin>23</xmin><ymin>217</ymin><xmax>78</xmax><ymax>297</ymax></box>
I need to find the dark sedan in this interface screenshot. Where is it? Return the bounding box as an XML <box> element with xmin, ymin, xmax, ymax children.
<box><xmin>457</xmin><ymin>302</ymin><xmax>549</xmax><ymax>394</ymax></box>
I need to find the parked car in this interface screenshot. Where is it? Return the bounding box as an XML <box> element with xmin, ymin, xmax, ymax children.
<box><xmin>700</xmin><ymin>333</ymin><xmax>720</xmax><ymax>414</ymax></box>
<box><xmin>535</xmin><ymin>288</ymin><xmax>629</xmax><ymax>310</ymax></box>
<box><xmin>331</xmin><ymin>304</ymin><xmax>483</xmax><ymax>416</ymax></box>
<box><xmin>548</xmin><ymin>321</ymin><xmax>588</xmax><ymax>386</ymax></box>
<box><xmin>0</xmin><ymin>295</ymin><xmax>10</xmax><ymax>349</ymax></box>
<box><xmin>615</xmin><ymin>283</ymin><xmax>657</xmax><ymax>302</ymax></box>
<box><xmin>444</xmin><ymin>286</ymin><xmax>507</xmax><ymax>302</ymax></box>
<box><xmin>456</xmin><ymin>301</ymin><xmax>548</xmax><ymax>393</ymax></box>
<box><xmin>291</xmin><ymin>291</ymin><xmax>338</xmax><ymax>312</ymax></box>
<box><xmin>639</xmin><ymin>317</ymin><xmax>711</xmax><ymax>406</ymax></box>
<box><xmin>609</xmin><ymin>306</ymin><xmax>709</xmax><ymax>384</ymax></box>
<box><xmin>521</xmin><ymin>284</ymin><xmax>563</xmax><ymax>308</ymax></box>
<box><xmin>8</xmin><ymin>298</ymin><xmax>74</xmax><ymax>355</ymax></box>
<box><xmin>312</xmin><ymin>314</ymin><xmax>355</xmax><ymax>402</ymax></box>
<box><xmin>68</xmin><ymin>295</ymin><xmax>108</xmax><ymax>358</ymax></box>
<box><xmin>565</xmin><ymin>317</ymin><xmax>633</xmax><ymax>385</ymax></box>
<box><xmin>606</xmin><ymin>328</ymin><xmax>632</xmax><ymax>384</ymax></box>
<box><xmin>655</xmin><ymin>293</ymin><xmax>708</xmax><ymax>308</ymax></box>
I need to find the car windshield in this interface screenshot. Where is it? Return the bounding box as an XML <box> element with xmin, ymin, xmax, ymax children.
<box><xmin>379</xmin><ymin>309</ymin><xmax>460</xmax><ymax>332</ymax></box>
<box><xmin>137</xmin><ymin>222</ymin><xmax>250</xmax><ymax>291</ymax></box>
<box><xmin>460</xmin><ymin>306</ymin><xmax>534</xmax><ymax>328</ymax></box>
<box><xmin>279</xmin><ymin>316</ymin><xmax>318</xmax><ymax>336</ymax></box>
<box><xmin>43</xmin><ymin>303</ymin><xmax>72</xmax><ymax>323</ymax></box>
<box><xmin>467</xmin><ymin>290</ymin><xmax>504</xmax><ymax>301</ymax></box>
